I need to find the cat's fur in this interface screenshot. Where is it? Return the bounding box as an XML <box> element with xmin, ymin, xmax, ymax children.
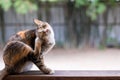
<box><xmin>0</xmin><ymin>19</ymin><xmax>55</xmax><ymax>80</ymax></box>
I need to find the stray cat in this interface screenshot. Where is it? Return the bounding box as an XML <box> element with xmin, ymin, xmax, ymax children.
<box><xmin>0</xmin><ymin>19</ymin><xmax>55</xmax><ymax>80</ymax></box>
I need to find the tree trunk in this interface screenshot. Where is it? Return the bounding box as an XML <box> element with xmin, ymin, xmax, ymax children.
<box><xmin>37</xmin><ymin>2</ymin><xmax>50</xmax><ymax>22</ymax></box>
<box><xmin>100</xmin><ymin>6</ymin><xmax>109</xmax><ymax>47</ymax></box>
<box><xmin>0</xmin><ymin>7</ymin><xmax>5</xmax><ymax>43</ymax></box>
<box><xmin>64</xmin><ymin>1</ymin><xmax>77</xmax><ymax>48</ymax></box>
<box><xmin>45</xmin><ymin>2</ymin><xmax>51</xmax><ymax>23</ymax></box>
<box><xmin>65</xmin><ymin>3</ymin><xmax>92</xmax><ymax>48</ymax></box>
<box><xmin>37</xmin><ymin>1</ymin><xmax>42</xmax><ymax>20</ymax></box>
<box><xmin>79</xmin><ymin>7</ymin><xmax>91</xmax><ymax>48</ymax></box>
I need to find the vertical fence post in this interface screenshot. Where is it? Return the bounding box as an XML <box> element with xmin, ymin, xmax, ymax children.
<box><xmin>0</xmin><ymin>7</ymin><xmax>5</xmax><ymax>43</ymax></box>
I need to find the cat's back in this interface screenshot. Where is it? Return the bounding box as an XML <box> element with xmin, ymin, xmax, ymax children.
<box><xmin>8</xmin><ymin>29</ymin><xmax>36</xmax><ymax>49</ymax></box>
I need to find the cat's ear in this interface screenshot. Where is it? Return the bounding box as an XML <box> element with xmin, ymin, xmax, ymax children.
<box><xmin>33</xmin><ymin>18</ymin><xmax>43</xmax><ymax>26</ymax></box>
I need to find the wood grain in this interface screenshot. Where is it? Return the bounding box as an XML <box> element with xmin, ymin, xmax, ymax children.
<box><xmin>4</xmin><ymin>70</ymin><xmax>120</xmax><ymax>80</ymax></box>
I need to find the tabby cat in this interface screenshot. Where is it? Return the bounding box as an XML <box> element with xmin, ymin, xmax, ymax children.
<box><xmin>0</xmin><ymin>19</ymin><xmax>55</xmax><ymax>80</ymax></box>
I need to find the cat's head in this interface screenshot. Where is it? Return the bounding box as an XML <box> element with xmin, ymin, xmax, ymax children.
<box><xmin>33</xmin><ymin>19</ymin><xmax>51</xmax><ymax>40</ymax></box>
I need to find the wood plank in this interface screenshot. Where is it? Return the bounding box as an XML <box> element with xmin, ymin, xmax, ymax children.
<box><xmin>4</xmin><ymin>70</ymin><xmax>120</xmax><ymax>80</ymax></box>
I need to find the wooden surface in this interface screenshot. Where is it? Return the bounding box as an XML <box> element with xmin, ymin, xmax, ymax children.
<box><xmin>4</xmin><ymin>70</ymin><xmax>120</xmax><ymax>80</ymax></box>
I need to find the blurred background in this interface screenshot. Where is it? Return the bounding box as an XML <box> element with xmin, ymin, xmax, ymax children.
<box><xmin>1</xmin><ymin>0</ymin><xmax>120</xmax><ymax>70</ymax></box>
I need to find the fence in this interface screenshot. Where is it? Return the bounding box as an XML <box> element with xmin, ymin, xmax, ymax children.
<box><xmin>1</xmin><ymin>3</ymin><xmax>120</xmax><ymax>48</ymax></box>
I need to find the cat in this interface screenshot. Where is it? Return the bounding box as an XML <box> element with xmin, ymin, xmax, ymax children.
<box><xmin>0</xmin><ymin>19</ymin><xmax>55</xmax><ymax>80</ymax></box>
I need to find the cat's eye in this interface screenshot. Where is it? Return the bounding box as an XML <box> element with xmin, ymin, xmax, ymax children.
<box><xmin>42</xmin><ymin>24</ymin><xmax>47</xmax><ymax>29</ymax></box>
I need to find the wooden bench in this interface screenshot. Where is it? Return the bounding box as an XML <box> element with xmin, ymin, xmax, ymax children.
<box><xmin>4</xmin><ymin>70</ymin><xmax>120</xmax><ymax>80</ymax></box>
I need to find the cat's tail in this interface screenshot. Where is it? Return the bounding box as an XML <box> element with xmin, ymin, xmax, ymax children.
<box><xmin>0</xmin><ymin>68</ymin><xmax>8</xmax><ymax>80</ymax></box>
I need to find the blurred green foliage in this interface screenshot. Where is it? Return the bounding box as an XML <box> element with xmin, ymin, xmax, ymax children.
<box><xmin>0</xmin><ymin>0</ymin><xmax>38</xmax><ymax>14</ymax></box>
<box><xmin>0</xmin><ymin>0</ymin><xmax>12</xmax><ymax>11</ymax></box>
<box><xmin>75</xmin><ymin>0</ymin><xmax>116</xmax><ymax>20</ymax></box>
<box><xmin>0</xmin><ymin>0</ymin><xmax>60</xmax><ymax>14</ymax></box>
<box><xmin>0</xmin><ymin>0</ymin><xmax>117</xmax><ymax>20</ymax></box>
<box><xmin>13</xmin><ymin>0</ymin><xmax>38</xmax><ymax>14</ymax></box>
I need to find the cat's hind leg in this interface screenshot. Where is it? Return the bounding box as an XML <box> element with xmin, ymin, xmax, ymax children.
<box><xmin>2</xmin><ymin>41</ymin><xmax>34</xmax><ymax>79</ymax></box>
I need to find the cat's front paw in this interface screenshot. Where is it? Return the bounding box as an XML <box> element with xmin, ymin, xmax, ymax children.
<box><xmin>49</xmin><ymin>69</ymin><xmax>55</xmax><ymax>74</ymax></box>
<box><xmin>40</xmin><ymin>67</ymin><xmax>55</xmax><ymax>74</ymax></box>
<box><xmin>44</xmin><ymin>68</ymin><xmax>55</xmax><ymax>74</ymax></box>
